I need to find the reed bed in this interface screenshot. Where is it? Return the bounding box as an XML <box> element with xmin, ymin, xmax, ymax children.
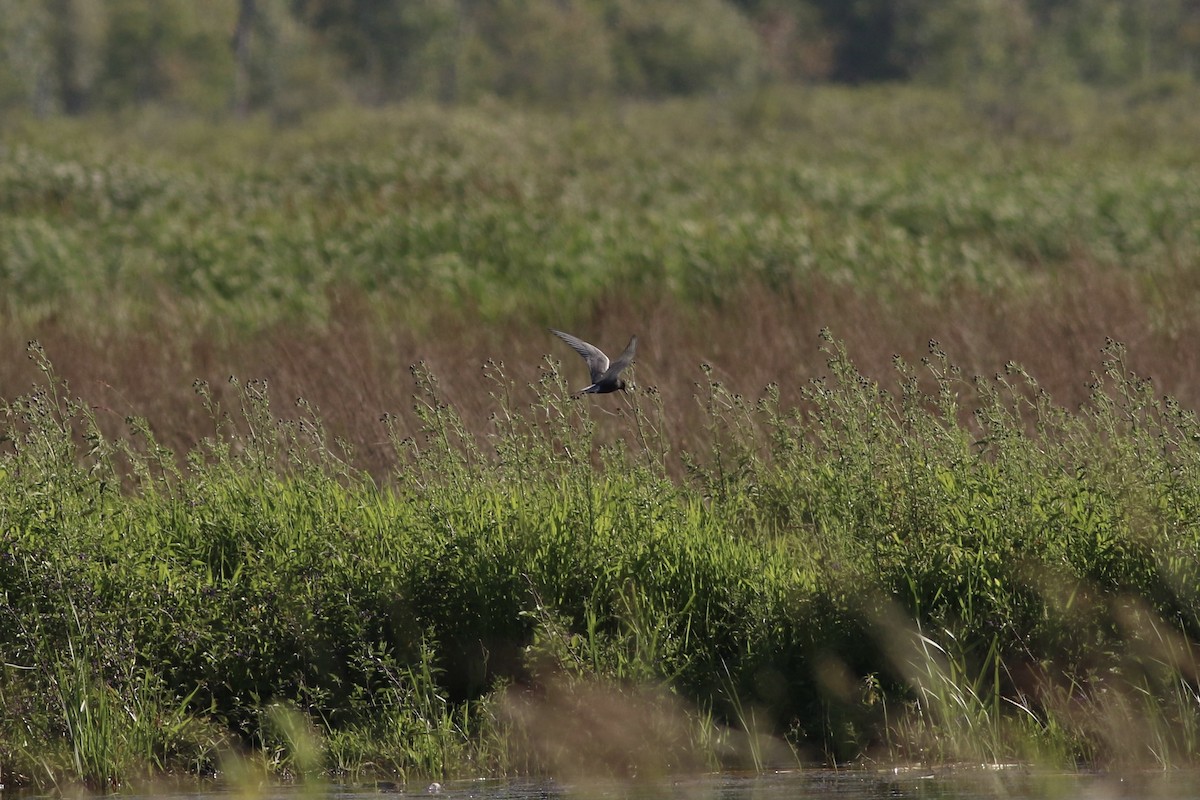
<box><xmin>4</xmin><ymin>332</ymin><xmax>1200</xmax><ymax>788</ymax></box>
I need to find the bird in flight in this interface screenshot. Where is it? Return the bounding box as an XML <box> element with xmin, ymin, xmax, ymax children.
<box><xmin>550</xmin><ymin>329</ymin><xmax>638</xmax><ymax>395</ymax></box>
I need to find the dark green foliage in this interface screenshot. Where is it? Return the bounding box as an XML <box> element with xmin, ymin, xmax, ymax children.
<box><xmin>2</xmin><ymin>0</ymin><xmax>1198</xmax><ymax>117</ymax></box>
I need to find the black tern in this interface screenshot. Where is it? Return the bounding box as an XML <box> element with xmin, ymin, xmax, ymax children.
<box><xmin>550</xmin><ymin>329</ymin><xmax>638</xmax><ymax>395</ymax></box>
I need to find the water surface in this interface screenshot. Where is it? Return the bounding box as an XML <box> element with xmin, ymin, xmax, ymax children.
<box><xmin>76</xmin><ymin>768</ymin><xmax>1200</xmax><ymax>800</ymax></box>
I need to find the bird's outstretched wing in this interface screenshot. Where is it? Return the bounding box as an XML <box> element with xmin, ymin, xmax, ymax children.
<box><xmin>604</xmin><ymin>335</ymin><xmax>638</xmax><ymax>379</ymax></box>
<box><xmin>550</xmin><ymin>329</ymin><xmax>610</xmax><ymax>382</ymax></box>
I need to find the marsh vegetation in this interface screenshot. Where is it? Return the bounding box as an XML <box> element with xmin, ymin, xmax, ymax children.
<box><xmin>2</xmin><ymin>84</ymin><xmax>1200</xmax><ymax>790</ymax></box>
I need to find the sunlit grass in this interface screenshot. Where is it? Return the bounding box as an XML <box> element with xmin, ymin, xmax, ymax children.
<box><xmin>1</xmin><ymin>87</ymin><xmax>1197</xmax><ymax>335</ymax></box>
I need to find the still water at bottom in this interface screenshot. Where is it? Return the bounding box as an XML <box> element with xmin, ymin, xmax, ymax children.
<box><xmin>97</xmin><ymin>768</ymin><xmax>1200</xmax><ymax>800</ymax></box>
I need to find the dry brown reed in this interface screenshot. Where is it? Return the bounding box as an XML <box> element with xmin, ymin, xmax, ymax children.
<box><xmin>2</xmin><ymin>257</ymin><xmax>1195</xmax><ymax>481</ymax></box>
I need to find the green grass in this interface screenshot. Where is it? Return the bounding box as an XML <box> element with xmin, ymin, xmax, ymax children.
<box><xmin>4</xmin><ymin>331</ymin><xmax>1200</xmax><ymax>788</ymax></box>
<box><xmin>1</xmin><ymin>86</ymin><xmax>1198</xmax><ymax>335</ymax></box>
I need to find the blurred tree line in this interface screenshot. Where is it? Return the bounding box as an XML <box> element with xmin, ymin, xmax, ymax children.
<box><xmin>0</xmin><ymin>0</ymin><xmax>1197</xmax><ymax>117</ymax></box>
